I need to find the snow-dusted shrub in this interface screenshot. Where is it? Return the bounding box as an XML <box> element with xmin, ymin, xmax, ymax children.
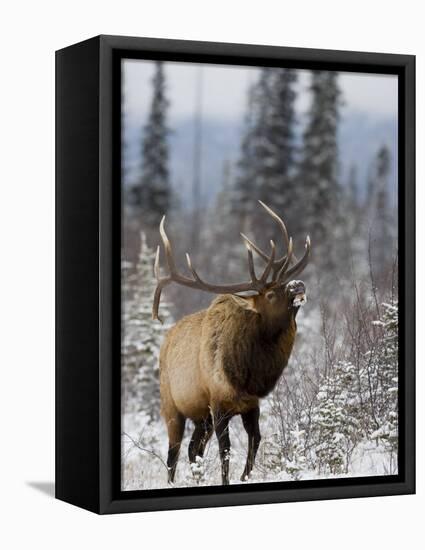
<box><xmin>310</xmin><ymin>359</ymin><xmax>364</xmax><ymax>474</ymax></box>
<box><xmin>122</xmin><ymin>232</ymin><xmax>173</xmax><ymax>419</ymax></box>
<box><xmin>370</xmin><ymin>302</ymin><xmax>398</xmax><ymax>463</ymax></box>
<box><xmin>283</xmin><ymin>427</ymin><xmax>307</xmax><ymax>480</ymax></box>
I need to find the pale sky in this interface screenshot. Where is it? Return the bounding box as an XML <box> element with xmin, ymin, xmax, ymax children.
<box><xmin>122</xmin><ymin>59</ymin><xmax>398</xmax><ymax>125</ymax></box>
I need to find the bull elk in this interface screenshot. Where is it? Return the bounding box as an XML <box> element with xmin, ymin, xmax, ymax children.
<box><xmin>152</xmin><ymin>201</ymin><xmax>311</xmax><ymax>485</ymax></box>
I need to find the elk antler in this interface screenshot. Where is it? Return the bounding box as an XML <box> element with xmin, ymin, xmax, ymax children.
<box><xmin>152</xmin><ymin>217</ymin><xmax>277</xmax><ymax>322</ymax></box>
<box><xmin>279</xmin><ymin>235</ymin><xmax>311</xmax><ymax>285</ymax></box>
<box><xmin>241</xmin><ymin>200</ymin><xmax>311</xmax><ymax>284</ymax></box>
<box><xmin>152</xmin><ymin>202</ymin><xmax>311</xmax><ymax>322</ymax></box>
<box><xmin>241</xmin><ymin>200</ymin><xmax>293</xmax><ymax>281</ymax></box>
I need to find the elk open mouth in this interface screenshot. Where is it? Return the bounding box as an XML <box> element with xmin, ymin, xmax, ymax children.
<box><xmin>292</xmin><ymin>292</ymin><xmax>307</xmax><ymax>307</ymax></box>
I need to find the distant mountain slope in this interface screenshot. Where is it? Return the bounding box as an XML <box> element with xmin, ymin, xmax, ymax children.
<box><xmin>123</xmin><ymin>110</ymin><xmax>397</xmax><ymax>208</ymax></box>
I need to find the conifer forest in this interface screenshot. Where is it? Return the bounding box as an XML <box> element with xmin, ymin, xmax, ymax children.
<box><xmin>121</xmin><ymin>60</ymin><xmax>399</xmax><ymax>489</ymax></box>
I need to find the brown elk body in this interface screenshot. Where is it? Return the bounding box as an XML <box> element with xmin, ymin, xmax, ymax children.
<box><xmin>153</xmin><ymin>202</ymin><xmax>311</xmax><ymax>485</ymax></box>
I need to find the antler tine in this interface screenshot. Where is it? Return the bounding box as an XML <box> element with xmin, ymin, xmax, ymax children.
<box><xmin>258</xmin><ymin>199</ymin><xmax>299</xmax><ymax>265</ymax></box>
<box><xmin>185</xmin><ymin>253</ymin><xmax>203</xmax><ymax>283</ymax></box>
<box><xmin>259</xmin><ymin>240</ymin><xmax>276</xmax><ymax>283</ymax></box>
<box><xmin>152</xmin><ymin>284</ymin><xmax>165</xmax><ymax>323</ymax></box>
<box><xmin>184</xmin><ymin>252</ymin><xmax>257</xmax><ymax>293</ymax></box>
<box><xmin>258</xmin><ymin>200</ymin><xmax>290</xmax><ymax>249</ymax></box>
<box><xmin>154</xmin><ymin>245</ymin><xmax>161</xmax><ymax>279</ymax></box>
<box><xmin>152</xmin><ymin>245</ymin><xmax>171</xmax><ymax>323</ymax></box>
<box><xmin>240</xmin><ymin>201</ymin><xmax>297</xmax><ymax>278</ymax></box>
<box><xmin>240</xmin><ymin>230</ymin><xmax>288</xmax><ymax>276</ymax></box>
<box><xmin>240</xmin><ymin>233</ymin><xmax>270</xmax><ymax>263</ymax></box>
<box><xmin>276</xmin><ymin>237</ymin><xmax>293</xmax><ymax>282</ymax></box>
<box><xmin>281</xmin><ymin>236</ymin><xmax>311</xmax><ymax>284</ymax></box>
<box><xmin>159</xmin><ymin>216</ymin><xmax>177</xmax><ymax>274</ymax></box>
<box><xmin>152</xmin><ymin>219</ymin><xmax>183</xmax><ymax>323</ymax></box>
<box><xmin>245</xmin><ymin>242</ymin><xmax>258</xmax><ymax>283</ymax></box>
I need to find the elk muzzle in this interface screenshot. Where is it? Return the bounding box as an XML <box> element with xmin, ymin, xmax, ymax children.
<box><xmin>287</xmin><ymin>280</ymin><xmax>307</xmax><ymax>307</ymax></box>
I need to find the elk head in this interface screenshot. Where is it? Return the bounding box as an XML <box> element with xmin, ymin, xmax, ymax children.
<box><xmin>152</xmin><ymin>200</ymin><xmax>311</xmax><ymax>323</ymax></box>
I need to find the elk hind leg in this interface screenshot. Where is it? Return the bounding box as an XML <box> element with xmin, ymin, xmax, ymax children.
<box><xmin>214</xmin><ymin>412</ymin><xmax>231</xmax><ymax>485</ymax></box>
<box><xmin>165</xmin><ymin>412</ymin><xmax>185</xmax><ymax>484</ymax></box>
<box><xmin>240</xmin><ymin>406</ymin><xmax>261</xmax><ymax>481</ymax></box>
<box><xmin>188</xmin><ymin>414</ymin><xmax>213</xmax><ymax>464</ymax></box>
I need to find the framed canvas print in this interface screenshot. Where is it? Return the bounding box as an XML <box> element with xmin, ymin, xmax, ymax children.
<box><xmin>56</xmin><ymin>35</ymin><xmax>415</xmax><ymax>514</ymax></box>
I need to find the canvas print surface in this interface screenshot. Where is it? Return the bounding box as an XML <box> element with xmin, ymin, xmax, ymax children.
<box><xmin>120</xmin><ymin>59</ymin><xmax>398</xmax><ymax>490</ymax></box>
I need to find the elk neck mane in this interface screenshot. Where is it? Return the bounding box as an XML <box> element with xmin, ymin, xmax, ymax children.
<box><xmin>204</xmin><ymin>294</ymin><xmax>297</xmax><ymax>398</ymax></box>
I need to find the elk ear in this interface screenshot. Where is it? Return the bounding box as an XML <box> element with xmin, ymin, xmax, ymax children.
<box><xmin>231</xmin><ymin>294</ymin><xmax>257</xmax><ymax>312</ymax></box>
<box><xmin>265</xmin><ymin>290</ymin><xmax>277</xmax><ymax>304</ymax></box>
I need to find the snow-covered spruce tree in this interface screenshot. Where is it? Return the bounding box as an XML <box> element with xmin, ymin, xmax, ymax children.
<box><xmin>341</xmin><ymin>163</ymin><xmax>366</xmax><ymax>272</ymax></box>
<box><xmin>122</xmin><ymin>232</ymin><xmax>173</xmax><ymax>419</ymax></box>
<box><xmin>347</xmin><ymin>164</ymin><xmax>359</xmax><ymax>208</ymax></box>
<box><xmin>262</xmin><ymin>367</ymin><xmax>316</xmax><ymax>480</ymax></box>
<box><xmin>332</xmin><ymin>360</ymin><xmax>364</xmax><ymax>469</ymax></box>
<box><xmin>233</xmin><ymin>68</ymin><xmax>298</xmax><ymax>234</ymax></box>
<box><xmin>261</xmin><ymin>406</ymin><xmax>308</xmax><ymax>481</ymax></box>
<box><xmin>370</xmin><ymin>301</ymin><xmax>398</xmax><ymax>460</ymax></box>
<box><xmin>311</xmin><ymin>360</ymin><xmax>362</xmax><ymax>474</ymax></box>
<box><xmin>202</xmin><ymin>160</ymin><xmax>245</xmax><ymax>281</ymax></box>
<box><xmin>266</xmin><ymin>69</ymin><xmax>298</xmax><ymax>214</ymax></box>
<box><xmin>233</xmin><ymin>69</ymin><xmax>273</xmax><ymax>227</ymax></box>
<box><xmin>366</xmin><ymin>146</ymin><xmax>394</xmax><ymax>272</ymax></box>
<box><xmin>130</xmin><ymin>62</ymin><xmax>172</xmax><ymax>227</ymax></box>
<box><xmin>283</xmin><ymin>427</ymin><xmax>307</xmax><ymax>480</ymax></box>
<box><xmin>297</xmin><ymin>71</ymin><xmax>341</xmax><ymax>266</ymax></box>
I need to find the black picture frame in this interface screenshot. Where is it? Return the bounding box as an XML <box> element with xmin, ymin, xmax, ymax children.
<box><xmin>56</xmin><ymin>35</ymin><xmax>415</xmax><ymax>514</ymax></box>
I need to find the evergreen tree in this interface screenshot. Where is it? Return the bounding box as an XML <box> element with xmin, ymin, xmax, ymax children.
<box><xmin>122</xmin><ymin>233</ymin><xmax>173</xmax><ymax>420</ymax></box>
<box><xmin>283</xmin><ymin>427</ymin><xmax>307</xmax><ymax>480</ymax></box>
<box><xmin>186</xmin><ymin>160</ymin><xmax>247</xmax><ymax>316</ymax></box>
<box><xmin>233</xmin><ymin>69</ymin><xmax>272</xmax><ymax>227</ymax></box>
<box><xmin>265</xmin><ymin>69</ymin><xmax>298</xmax><ymax>216</ymax></box>
<box><xmin>234</xmin><ymin>68</ymin><xmax>298</xmax><ymax>234</ymax></box>
<box><xmin>370</xmin><ymin>301</ymin><xmax>398</xmax><ymax>460</ymax></box>
<box><xmin>312</xmin><ymin>385</ymin><xmax>346</xmax><ymax>474</ymax></box>
<box><xmin>205</xmin><ymin>160</ymin><xmax>244</xmax><ymax>280</ymax></box>
<box><xmin>347</xmin><ymin>164</ymin><xmax>359</xmax><ymax>207</ymax></box>
<box><xmin>297</xmin><ymin>71</ymin><xmax>341</xmax><ymax>253</ymax></box>
<box><xmin>130</xmin><ymin>62</ymin><xmax>171</xmax><ymax>227</ymax></box>
<box><xmin>311</xmin><ymin>360</ymin><xmax>361</xmax><ymax>474</ymax></box>
<box><xmin>367</xmin><ymin>145</ymin><xmax>393</xmax><ymax>270</ymax></box>
<box><xmin>339</xmin><ymin>163</ymin><xmax>364</xmax><ymax>273</ymax></box>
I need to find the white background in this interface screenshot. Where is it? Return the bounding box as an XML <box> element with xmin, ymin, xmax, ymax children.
<box><xmin>0</xmin><ymin>1</ymin><xmax>422</xmax><ymax>548</ymax></box>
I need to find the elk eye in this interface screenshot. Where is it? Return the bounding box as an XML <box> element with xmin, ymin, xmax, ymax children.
<box><xmin>265</xmin><ymin>290</ymin><xmax>276</xmax><ymax>303</ymax></box>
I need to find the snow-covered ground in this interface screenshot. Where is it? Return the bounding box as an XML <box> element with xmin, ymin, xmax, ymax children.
<box><xmin>121</xmin><ymin>406</ymin><xmax>395</xmax><ymax>491</ymax></box>
<box><xmin>121</xmin><ymin>242</ymin><xmax>399</xmax><ymax>491</ymax></box>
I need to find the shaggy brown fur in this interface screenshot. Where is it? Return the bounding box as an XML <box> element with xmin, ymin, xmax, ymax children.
<box><xmin>159</xmin><ymin>281</ymin><xmax>305</xmax><ymax>485</ymax></box>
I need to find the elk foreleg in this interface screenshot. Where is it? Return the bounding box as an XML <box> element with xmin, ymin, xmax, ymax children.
<box><xmin>241</xmin><ymin>406</ymin><xmax>261</xmax><ymax>481</ymax></box>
